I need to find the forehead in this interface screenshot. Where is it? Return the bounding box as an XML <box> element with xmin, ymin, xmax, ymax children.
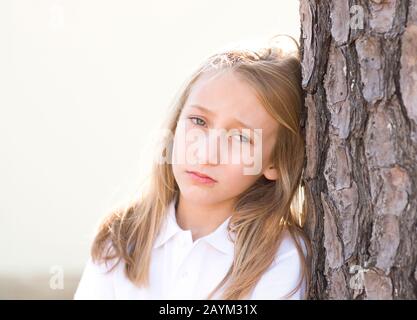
<box><xmin>184</xmin><ymin>70</ymin><xmax>278</xmax><ymax>137</ymax></box>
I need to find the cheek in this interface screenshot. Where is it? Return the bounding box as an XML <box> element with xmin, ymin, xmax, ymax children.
<box><xmin>171</xmin><ymin>123</ymin><xmax>204</xmax><ymax>166</ymax></box>
<box><xmin>171</xmin><ymin>134</ymin><xmax>183</xmax><ymax>162</ymax></box>
<box><xmin>219</xmin><ymin>163</ymin><xmax>260</xmax><ymax>191</ymax></box>
<box><xmin>228</xmin><ymin>142</ymin><xmax>266</xmax><ymax>177</ymax></box>
<box><xmin>171</xmin><ymin>126</ymin><xmax>189</xmax><ymax>167</ymax></box>
<box><xmin>214</xmin><ymin>169</ymin><xmax>258</xmax><ymax>200</ymax></box>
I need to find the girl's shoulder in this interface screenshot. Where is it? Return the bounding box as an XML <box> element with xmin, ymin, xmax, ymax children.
<box><xmin>73</xmin><ymin>256</ymin><xmax>121</xmax><ymax>299</ymax></box>
<box><xmin>73</xmin><ymin>241</ymin><xmax>124</xmax><ymax>299</ymax></box>
<box><xmin>248</xmin><ymin>230</ymin><xmax>308</xmax><ymax>299</ymax></box>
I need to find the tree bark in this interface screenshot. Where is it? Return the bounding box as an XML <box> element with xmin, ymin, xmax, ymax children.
<box><xmin>300</xmin><ymin>0</ymin><xmax>417</xmax><ymax>299</ymax></box>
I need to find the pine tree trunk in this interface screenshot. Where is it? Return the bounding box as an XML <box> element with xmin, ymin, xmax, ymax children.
<box><xmin>300</xmin><ymin>0</ymin><xmax>417</xmax><ymax>299</ymax></box>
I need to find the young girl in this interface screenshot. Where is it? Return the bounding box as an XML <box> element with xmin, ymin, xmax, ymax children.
<box><xmin>74</xmin><ymin>35</ymin><xmax>311</xmax><ymax>300</ymax></box>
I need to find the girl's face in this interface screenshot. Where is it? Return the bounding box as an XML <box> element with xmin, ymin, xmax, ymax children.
<box><xmin>171</xmin><ymin>70</ymin><xmax>279</xmax><ymax>207</ymax></box>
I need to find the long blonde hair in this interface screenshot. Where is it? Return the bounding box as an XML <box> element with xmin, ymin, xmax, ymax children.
<box><xmin>91</xmin><ymin>34</ymin><xmax>311</xmax><ymax>299</ymax></box>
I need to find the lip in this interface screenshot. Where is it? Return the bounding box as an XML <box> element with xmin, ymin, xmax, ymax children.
<box><xmin>186</xmin><ymin>170</ymin><xmax>217</xmax><ymax>184</ymax></box>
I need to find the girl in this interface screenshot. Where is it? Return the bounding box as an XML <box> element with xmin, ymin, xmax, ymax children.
<box><xmin>74</xmin><ymin>35</ymin><xmax>311</xmax><ymax>300</ymax></box>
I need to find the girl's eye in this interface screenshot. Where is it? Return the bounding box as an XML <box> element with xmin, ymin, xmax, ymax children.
<box><xmin>188</xmin><ymin>116</ymin><xmax>206</xmax><ymax>127</ymax></box>
<box><xmin>230</xmin><ymin>130</ymin><xmax>251</xmax><ymax>144</ymax></box>
<box><xmin>233</xmin><ymin>134</ymin><xmax>251</xmax><ymax>144</ymax></box>
<box><xmin>187</xmin><ymin>118</ymin><xmax>252</xmax><ymax>144</ymax></box>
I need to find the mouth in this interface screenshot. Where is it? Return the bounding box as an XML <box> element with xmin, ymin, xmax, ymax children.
<box><xmin>185</xmin><ymin>170</ymin><xmax>218</xmax><ymax>184</ymax></box>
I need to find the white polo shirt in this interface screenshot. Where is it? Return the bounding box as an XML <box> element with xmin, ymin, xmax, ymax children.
<box><xmin>74</xmin><ymin>199</ymin><xmax>306</xmax><ymax>299</ymax></box>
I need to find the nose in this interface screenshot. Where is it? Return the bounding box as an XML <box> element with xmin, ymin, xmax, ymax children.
<box><xmin>195</xmin><ymin>129</ymin><xmax>223</xmax><ymax>165</ymax></box>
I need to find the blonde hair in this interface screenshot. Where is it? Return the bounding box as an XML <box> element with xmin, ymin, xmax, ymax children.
<box><xmin>91</xmin><ymin>34</ymin><xmax>311</xmax><ymax>299</ymax></box>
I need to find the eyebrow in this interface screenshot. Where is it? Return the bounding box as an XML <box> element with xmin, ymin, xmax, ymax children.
<box><xmin>188</xmin><ymin>104</ymin><xmax>256</xmax><ymax>130</ymax></box>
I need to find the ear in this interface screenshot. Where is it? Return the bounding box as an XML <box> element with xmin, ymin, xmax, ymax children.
<box><xmin>263</xmin><ymin>165</ymin><xmax>279</xmax><ymax>181</ymax></box>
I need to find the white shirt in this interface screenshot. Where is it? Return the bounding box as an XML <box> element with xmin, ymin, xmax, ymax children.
<box><xmin>74</xmin><ymin>199</ymin><xmax>307</xmax><ymax>299</ymax></box>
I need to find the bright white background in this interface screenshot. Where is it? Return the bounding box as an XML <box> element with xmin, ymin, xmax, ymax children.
<box><xmin>0</xmin><ymin>0</ymin><xmax>299</xmax><ymax>298</ymax></box>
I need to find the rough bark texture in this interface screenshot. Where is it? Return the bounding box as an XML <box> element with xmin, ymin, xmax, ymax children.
<box><xmin>299</xmin><ymin>0</ymin><xmax>417</xmax><ymax>299</ymax></box>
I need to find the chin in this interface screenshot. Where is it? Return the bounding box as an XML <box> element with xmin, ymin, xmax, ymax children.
<box><xmin>178</xmin><ymin>185</ymin><xmax>222</xmax><ymax>205</ymax></box>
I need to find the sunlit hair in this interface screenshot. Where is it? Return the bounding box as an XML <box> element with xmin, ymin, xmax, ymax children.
<box><xmin>91</xmin><ymin>34</ymin><xmax>312</xmax><ymax>299</ymax></box>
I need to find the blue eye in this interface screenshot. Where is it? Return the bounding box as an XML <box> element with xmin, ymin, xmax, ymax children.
<box><xmin>230</xmin><ymin>129</ymin><xmax>251</xmax><ymax>144</ymax></box>
<box><xmin>189</xmin><ymin>116</ymin><xmax>206</xmax><ymax>126</ymax></box>
<box><xmin>233</xmin><ymin>134</ymin><xmax>250</xmax><ymax>143</ymax></box>
<box><xmin>239</xmin><ymin>135</ymin><xmax>250</xmax><ymax>143</ymax></box>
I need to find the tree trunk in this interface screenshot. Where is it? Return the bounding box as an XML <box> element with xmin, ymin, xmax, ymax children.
<box><xmin>300</xmin><ymin>0</ymin><xmax>417</xmax><ymax>299</ymax></box>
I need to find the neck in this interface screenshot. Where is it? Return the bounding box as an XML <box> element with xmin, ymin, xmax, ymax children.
<box><xmin>175</xmin><ymin>193</ymin><xmax>234</xmax><ymax>242</ymax></box>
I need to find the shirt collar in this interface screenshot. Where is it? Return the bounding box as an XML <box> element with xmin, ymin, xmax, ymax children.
<box><xmin>153</xmin><ymin>198</ymin><xmax>235</xmax><ymax>256</ymax></box>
